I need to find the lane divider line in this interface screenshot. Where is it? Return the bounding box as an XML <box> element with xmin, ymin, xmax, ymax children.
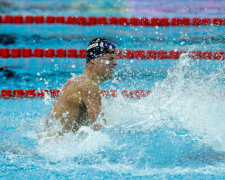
<box><xmin>0</xmin><ymin>48</ymin><xmax>224</xmax><ymax>60</ymax></box>
<box><xmin>1</xmin><ymin>89</ymin><xmax>224</xmax><ymax>100</ymax></box>
<box><xmin>0</xmin><ymin>15</ymin><xmax>224</xmax><ymax>26</ymax></box>
<box><xmin>0</xmin><ymin>89</ymin><xmax>151</xmax><ymax>99</ymax></box>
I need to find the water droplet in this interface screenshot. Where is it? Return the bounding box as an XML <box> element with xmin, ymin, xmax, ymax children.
<box><xmin>105</xmin><ymin>60</ymin><xmax>109</xmax><ymax>64</ymax></box>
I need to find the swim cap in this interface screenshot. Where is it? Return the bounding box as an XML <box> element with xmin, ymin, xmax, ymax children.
<box><xmin>86</xmin><ymin>38</ymin><xmax>116</xmax><ymax>63</ymax></box>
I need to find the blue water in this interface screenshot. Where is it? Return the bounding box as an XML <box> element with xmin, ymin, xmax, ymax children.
<box><xmin>1</xmin><ymin>0</ymin><xmax>225</xmax><ymax>179</ymax></box>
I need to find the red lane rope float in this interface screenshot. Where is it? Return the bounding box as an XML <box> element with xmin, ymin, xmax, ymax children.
<box><xmin>1</xmin><ymin>89</ymin><xmax>224</xmax><ymax>99</ymax></box>
<box><xmin>0</xmin><ymin>89</ymin><xmax>152</xmax><ymax>99</ymax></box>
<box><xmin>0</xmin><ymin>48</ymin><xmax>224</xmax><ymax>60</ymax></box>
<box><xmin>0</xmin><ymin>15</ymin><xmax>224</xmax><ymax>26</ymax></box>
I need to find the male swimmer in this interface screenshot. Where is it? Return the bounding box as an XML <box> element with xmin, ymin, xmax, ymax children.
<box><xmin>47</xmin><ymin>38</ymin><xmax>118</xmax><ymax>135</ymax></box>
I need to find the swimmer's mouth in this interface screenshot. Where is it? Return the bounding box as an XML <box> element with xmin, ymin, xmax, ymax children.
<box><xmin>109</xmin><ymin>68</ymin><xmax>114</xmax><ymax>73</ymax></box>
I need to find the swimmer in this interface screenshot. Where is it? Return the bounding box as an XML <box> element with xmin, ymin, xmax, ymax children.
<box><xmin>0</xmin><ymin>66</ymin><xmax>15</xmax><ymax>78</ymax></box>
<box><xmin>47</xmin><ymin>38</ymin><xmax>118</xmax><ymax>135</ymax></box>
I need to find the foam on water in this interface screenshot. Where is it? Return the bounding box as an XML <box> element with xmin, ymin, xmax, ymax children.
<box><xmin>37</xmin><ymin>126</ymin><xmax>112</xmax><ymax>162</ymax></box>
<box><xmin>146</xmin><ymin>54</ymin><xmax>225</xmax><ymax>152</ymax></box>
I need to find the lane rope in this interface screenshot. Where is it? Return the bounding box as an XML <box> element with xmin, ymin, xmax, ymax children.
<box><xmin>0</xmin><ymin>89</ymin><xmax>151</xmax><ymax>99</ymax></box>
<box><xmin>0</xmin><ymin>48</ymin><xmax>224</xmax><ymax>60</ymax></box>
<box><xmin>0</xmin><ymin>15</ymin><xmax>224</xmax><ymax>26</ymax></box>
<box><xmin>1</xmin><ymin>89</ymin><xmax>224</xmax><ymax>100</ymax></box>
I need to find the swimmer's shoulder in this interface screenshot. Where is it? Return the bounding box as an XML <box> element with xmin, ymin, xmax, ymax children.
<box><xmin>61</xmin><ymin>75</ymin><xmax>100</xmax><ymax>99</ymax></box>
<box><xmin>62</xmin><ymin>75</ymin><xmax>84</xmax><ymax>90</ymax></box>
<box><xmin>70</xmin><ymin>75</ymin><xmax>99</xmax><ymax>90</ymax></box>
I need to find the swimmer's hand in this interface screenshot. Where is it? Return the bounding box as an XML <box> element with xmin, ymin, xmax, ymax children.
<box><xmin>93</xmin><ymin>123</ymin><xmax>104</xmax><ymax>131</ymax></box>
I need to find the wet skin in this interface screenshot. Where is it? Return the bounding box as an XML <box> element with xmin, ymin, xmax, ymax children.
<box><xmin>47</xmin><ymin>53</ymin><xmax>118</xmax><ymax>135</ymax></box>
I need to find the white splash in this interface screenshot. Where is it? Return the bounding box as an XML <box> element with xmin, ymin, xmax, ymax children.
<box><xmin>37</xmin><ymin>126</ymin><xmax>112</xmax><ymax>161</ymax></box>
<box><xmin>103</xmin><ymin>53</ymin><xmax>225</xmax><ymax>151</ymax></box>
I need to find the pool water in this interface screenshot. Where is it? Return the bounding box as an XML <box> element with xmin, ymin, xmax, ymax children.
<box><xmin>1</xmin><ymin>0</ymin><xmax>225</xmax><ymax>179</ymax></box>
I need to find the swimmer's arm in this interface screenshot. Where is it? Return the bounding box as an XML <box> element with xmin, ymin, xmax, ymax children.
<box><xmin>82</xmin><ymin>86</ymin><xmax>105</xmax><ymax>131</ymax></box>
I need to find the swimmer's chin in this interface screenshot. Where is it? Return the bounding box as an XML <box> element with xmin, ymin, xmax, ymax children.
<box><xmin>107</xmin><ymin>73</ymin><xmax>114</xmax><ymax>79</ymax></box>
<box><xmin>103</xmin><ymin>72</ymin><xmax>114</xmax><ymax>79</ymax></box>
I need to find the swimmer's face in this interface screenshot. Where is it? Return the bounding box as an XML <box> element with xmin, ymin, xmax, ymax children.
<box><xmin>94</xmin><ymin>53</ymin><xmax>118</xmax><ymax>79</ymax></box>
